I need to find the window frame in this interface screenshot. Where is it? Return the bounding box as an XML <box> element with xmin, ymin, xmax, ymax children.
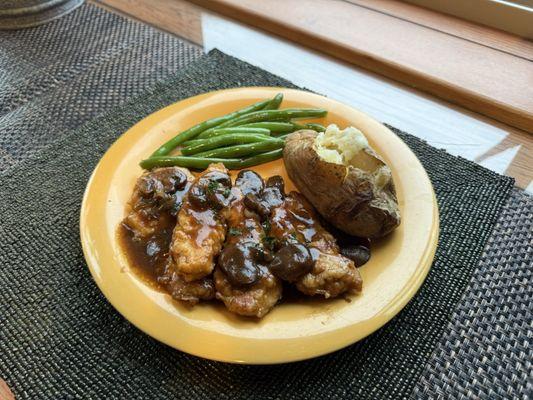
<box><xmin>401</xmin><ymin>0</ymin><xmax>533</xmax><ymax>38</ymax></box>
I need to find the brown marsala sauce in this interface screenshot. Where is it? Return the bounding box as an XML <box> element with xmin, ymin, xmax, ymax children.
<box><xmin>118</xmin><ymin>169</ymin><xmax>371</xmax><ymax>297</ymax></box>
<box><xmin>117</xmin><ymin>218</ymin><xmax>174</xmax><ymax>289</ymax></box>
<box><xmin>117</xmin><ymin>166</ymin><xmax>194</xmax><ymax>288</ymax></box>
<box><xmin>117</xmin><ymin>166</ymin><xmax>232</xmax><ymax>290</ymax></box>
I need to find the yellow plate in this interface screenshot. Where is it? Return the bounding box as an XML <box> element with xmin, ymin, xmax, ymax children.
<box><xmin>80</xmin><ymin>87</ymin><xmax>439</xmax><ymax>364</ymax></box>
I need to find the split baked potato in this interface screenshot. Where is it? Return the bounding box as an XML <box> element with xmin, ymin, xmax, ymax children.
<box><xmin>283</xmin><ymin>125</ymin><xmax>400</xmax><ymax>238</ymax></box>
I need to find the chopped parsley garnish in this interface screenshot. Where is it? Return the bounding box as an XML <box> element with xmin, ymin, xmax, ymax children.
<box><xmin>261</xmin><ymin>235</ymin><xmax>278</xmax><ymax>250</ymax></box>
<box><xmin>206</xmin><ymin>181</ymin><xmax>219</xmax><ymax>194</ymax></box>
<box><xmin>262</xmin><ymin>220</ymin><xmax>271</xmax><ymax>233</ymax></box>
<box><xmin>290</xmin><ymin>232</ymin><xmax>298</xmax><ymax>241</ymax></box>
<box><xmin>223</xmin><ymin>188</ymin><xmax>231</xmax><ymax>198</ymax></box>
<box><xmin>228</xmin><ymin>227</ymin><xmax>242</xmax><ymax>236</ymax></box>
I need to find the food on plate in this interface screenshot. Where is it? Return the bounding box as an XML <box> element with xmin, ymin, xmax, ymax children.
<box><xmin>214</xmin><ymin>170</ymin><xmax>282</xmax><ymax>317</ymax></box>
<box><xmin>169</xmin><ymin>163</ymin><xmax>232</xmax><ymax>282</ymax></box>
<box><xmin>159</xmin><ymin>261</ymin><xmax>215</xmax><ymax>304</ymax></box>
<box><xmin>236</xmin><ymin>122</ymin><xmax>296</xmax><ymax>133</ymax></box>
<box><xmin>150</xmin><ymin>94</ymin><xmax>282</xmax><ymax>157</ymax></box>
<box><xmin>119</xmin><ymin>167</ymin><xmax>216</xmax><ymax>304</ymax></box>
<box><xmin>192</xmin><ymin>138</ymin><xmax>284</xmax><ymax>159</ymax></box>
<box><xmin>122</xmin><ymin>167</ymin><xmax>194</xmax><ymax>240</ymax></box>
<box><xmin>304</xmin><ymin>123</ymin><xmax>326</xmax><ymax>132</ymax></box>
<box><xmin>140</xmin><ymin>93</ymin><xmax>328</xmax><ymax>170</ymax></box>
<box><xmin>247</xmin><ymin>177</ymin><xmax>362</xmax><ymax>298</ymax></box>
<box><xmin>182</xmin><ymin>128</ymin><xmax>271</xmax><ymax>148</ymax></box>
<box><xmin>139</xmin><ymin>149</ymin><xmax>287</xmax><ymax>171</ymax></box>
<box><xmin>119</xmin><ymin>165</ymin><xmax>366</xmax><ymax>317</ymax></box>
<box><xmin>118</xmin><ymin>95</ymin><xmax>408</xmax><ymax>318</ymax></box>
<box><xmin>180</xmin><ymin>133</ymin><xmax>282</xmax><ymax>158</ymax></box>
<box><xmin>283</xmin><ymin>124</ymin><xmax>401</xmax><ymax>238</ymax></box>
<box><xmin>197</xmin><ymin>109</ymin><xmax>327</xmax><ymax>138</ymax></box>
<box><xmin>331</xmin><ymin>228</ymin><xmax>371</xmax><ymax>267</ymax></box>
<box><xmin>214</xmin><ymin>269</ymin><xmax>281</xmax><ymax>318</ymax></box>
<box><xmin>204</xmin><ymin>126</ymin><xmax>272</xmax><ymax>137</ymax></box>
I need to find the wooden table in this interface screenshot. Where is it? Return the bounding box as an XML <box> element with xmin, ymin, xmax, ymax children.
<box><xmin>94</xmin><ymin>0</ymin><xmax>532</xmax><ymax>192</ymax></box>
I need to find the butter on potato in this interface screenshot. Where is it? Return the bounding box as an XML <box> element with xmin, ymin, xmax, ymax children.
<box><xmin>315</xmin><ymin>124</ymin><xmax>369</xmax><ymax>165</ymax></box>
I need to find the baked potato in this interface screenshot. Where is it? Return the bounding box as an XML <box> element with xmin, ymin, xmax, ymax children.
<box><xmin>283</xmin><ymin>125</ymin><xmax>400</xmax><ymax>238</ymax></box>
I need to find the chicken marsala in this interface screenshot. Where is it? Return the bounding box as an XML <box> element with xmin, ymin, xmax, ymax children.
<box><xmin>288</xmin><ymin>193</ymin><xmax>363</xmax><ymax>298</ymax></box>
<box><xmin>119</xmin><ymin>163</ymin><xmax>365</xmax><ymax>317</ymax></box>
<box><xmin>170</xmin><ymin>163</ymin><xmax>232</xmax><ymax>282</ymax></box>
<box><xmin>120</xmin><ymin>166</ymin><xmax>216</xmax><ymax>304</ymax></box>
<box><xmin>123</xmin><ymin>166</ymin><xmax>194</xmax><ymax>241</ymax></box>
<box><xmin>214</xmin><ymin>170</ymin><xmax>282</xmax><ymax>318</ymax></box>
<box><xmin>158</xmin><ymin>259</ymin><xmax>215</xmax><ymax>304</ymax></box>
<box><xmin>245</xmin><ymin>176</ymin><xmax>362</xmax><ymax>298</ymax></box>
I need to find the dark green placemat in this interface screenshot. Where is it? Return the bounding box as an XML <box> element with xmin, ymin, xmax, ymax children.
<box><xmin>0</xmin><ymin>50</ymin><xmax>514</xmax><ymax>399</ymax></box>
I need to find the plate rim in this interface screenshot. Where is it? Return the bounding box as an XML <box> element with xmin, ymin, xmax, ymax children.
<box><xmin>80</xmin><ymin>87</ymin><xmax>439</xmax><ymax>364</ymax></box>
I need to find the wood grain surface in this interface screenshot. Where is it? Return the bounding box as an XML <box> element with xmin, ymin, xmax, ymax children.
<box><xmin>94</xmin><ymin>0</ymin><xmax>203</xmax><ymax>44</ymax></box>
<box><xmin>348</xmin><ymin>0</ymin><xmax>533</xmax><ymax>60</ymax></box>
<box><xmin>188</xmin><ymin>0</ymin><xmax>533</xmax><ymax>132</ymax></box>
<box><xmin>0</xmin><ymin>379</ymin><xmax>14</xmax><ymax>400</ymax></box>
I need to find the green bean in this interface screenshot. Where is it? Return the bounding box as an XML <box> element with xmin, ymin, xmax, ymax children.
<box><xmin>290</xmin><ymin>122</ymin><xmax>326</xmax><ymax>132</ymax></box>
<box><xmin>289</xmin><ymin>122</ymin><xmax>306</xmax><ymax>131</ymax></box>
<box><xmin>140</xmin><ymin>156</ymin><xmax>241</xmax><ymax>170</ymax></box>
<box><xmin>194</xmin><ymin>139</ymin><xmax>284</xmax><ymax>159</ymax></box>
<box><xmin>212</xmin><ymin>127</ymin><xmax>270</xmax><ymax>135</ymax></box>
<box><xmin>263</xmin><ymin>93</ymin><xmax>283</xmax><ymax>110</ymax></box>
<box><xmin>200</xmin><ymin>116</ymin><xmax>287</xmax><ymax>138</ymax></box>
<box><xmin>305</xmin><ymin>123</ymin><xmax>326</xmax><ymax>132</ymax></box>
<box><xmin>239</xmin><ymin>122</ymin><xmax>295</xmax><ymax>132</ymax></box>
<box><xmin>269</xmin><ymin>123</ymin><xmax>303</xmax><ymax>137</ymax></box>
<box><xmin>180</xmin><ymin>138</ymin><xmax>206</xmax><ymax>148</ymax></box>
<box><xmin>140</xmin><ymin>149</ymin><xmax>285</xmax><ymax>170</ymax></box>
<box><xmin>186</xmin><ymin>128</ymin><xmax>270</xmax><ymax>144</ymax></box>
<box><xmin>196</xmin><ymin>127</ymin><xmax>270</xmax><ymax>140</ymax></box>
<box><xmin>201</xmin><ymin>108</ymin><xmax>327</xmax><ymax>137</ymax></box>
<box><xmin>150</xmin><ymin>96</ymin><xmax>276</xmax><ymax>157</ymax></box>
<box><xmin>272</xmin><ymin>122</ymin><xmax>325</xmax><ymax>136</ymax></box>
<box><xmin>226</xmin><ymin>109</ymin><xmax>327</xmax><ymax>127</ymax></box>
<box><xmin>181</xmin><ymin>133</ymin><xmax>274</xmax><ymax>156</ymax></box>
<box><xmin>239</xmin><ymin>148</ymin><xmax>284</xmax><ymax>168</ymax></box>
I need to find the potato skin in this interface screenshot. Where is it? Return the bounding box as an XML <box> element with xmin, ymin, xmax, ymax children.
<box><xmin>283</xmin><ymin>130</ymin><xmax>400</xmax><ymax>238</ymax></box>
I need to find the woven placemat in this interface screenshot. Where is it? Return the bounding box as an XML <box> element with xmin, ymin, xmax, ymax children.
<box><xmin>0</xmin><ymin>48</ymin><xmax>517</xmax><ymax>399</ymax></box>
<box><xmin>415</xmin><ymin>188</ymin><xmax>532</xmax><ymax>400</ymax></box>
<box><xmin>0</xmin><ymin>3</ymin><xmax>202</xmax><ymax>171</ymax></box>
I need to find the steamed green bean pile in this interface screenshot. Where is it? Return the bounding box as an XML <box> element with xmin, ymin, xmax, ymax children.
<box><xmin>140</xmin><ymin>93</ymin><xmax>327</xmax><ymax>170</ymax></box>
